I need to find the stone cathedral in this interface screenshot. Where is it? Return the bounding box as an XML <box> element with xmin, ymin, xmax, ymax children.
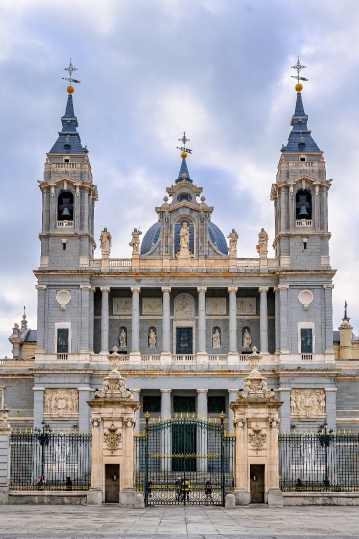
<box><xmin>2</xmin><ymin>70</ymin><xmax>359</xmax><ymax>436</ymax></box>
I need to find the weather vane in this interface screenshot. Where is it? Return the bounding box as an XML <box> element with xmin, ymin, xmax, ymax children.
<box><xmin>291</xmin><ymin>57</ymin><xmax>308</xmax><ymax>92</ymax></box>
<box><xmin>62</xmin><ymin>58</ymin><xmax>81</xmax><ymax>94</ymax></box>
<box><xmin>176</xmin><ymin>132</ymin><xmax>192</xmax><ymax>159</ymax></box>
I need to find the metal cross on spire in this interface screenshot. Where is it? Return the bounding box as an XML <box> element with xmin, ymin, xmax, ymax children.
<box><xmin>344</xmin><ymin>300</ymin><xmax>348</xmax><ymax>320</ymax></box>
<box><xmin>291</xmin><ymin>57</ymin><xmax>308</xmax><ymax>83</ymax></box>
<box><xmin>176</xmin><ymin>132</ymin><xmax>192</xmax><ymax>155</ymax></box>
<box><xmin>62</xmin><ymin>58</ymin><xmax>81</xmax><ymax>86</ymax></box>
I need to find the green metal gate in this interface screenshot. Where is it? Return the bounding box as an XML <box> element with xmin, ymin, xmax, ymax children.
<box><xmin>135</xmin><ymin>414</ymin><xmax>235</xmax><ymax>506</ymax></box>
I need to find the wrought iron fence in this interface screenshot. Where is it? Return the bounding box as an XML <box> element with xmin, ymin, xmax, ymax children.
<box><xmin>135</xmin><ymin>415</ymin><xmax>235</xmax><ymax>506</ymax></box>
<box><xmin>10</xmin><ymin>430</ymin><xmax>92</xmax><ymax>491</ymax></box>
<box><xmin>279</xmin><ymin>429</ymin><xmax>359</xmax><ymax>492</ymax></box>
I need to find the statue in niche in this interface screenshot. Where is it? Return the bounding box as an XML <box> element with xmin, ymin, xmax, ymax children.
<box><xmin>119</xmin><ymin>328</ymin><xmax>127</xmax><ymax>348</ymax></box>
<box><xmin>99</xmin><ymin>227</ymin><xmax>112</xmax><ymax>257</ymax></box>
<box><xmin>212</xmin><ymin>328</ymin><xmax>221</xmax><ymax>349</ymax></box>
<box><xmin>227</xmin><ymin>229</ymin><xmax>238</xmax><ymax>253</ymax></box>
<box><xmin>148</xmin><ymin>328</ymin><xmax>157</xmax><ymax>348</ymax></box>
<box><xmin>242</xmin><ymin>328</ymin><xmax>252</xmax><ymax>348</ymax></box>
<box><xmin>129</xmin><ymin>228</ymin><xmax>142</xmax><ymax>254</ymax></box>
<box><xmin>179</xmin><ymin>221</ymin><xmax>190</xmax><ymax>254</ymax></box>
<box><xmin>256</xmin><ymin>228</ymin><xmax>269</xmax><ymax>255</ymax></box>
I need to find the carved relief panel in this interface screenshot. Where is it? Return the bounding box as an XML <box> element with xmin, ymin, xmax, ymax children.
<box><xmin>236</xmin><ymin>298</ymin><xmax>256</xmax><ymax>315</ymax></box>
<box><xmin>290</xmin><ymin>389</ymin><xmax>326</xmax><ymax>417</ymax></box>
<box><xmin>174</xmin><ymin>293</ymin><xmax>195</xmax><ymax>318</ymax></box>
<box><xmin>44</xmin><ymin>389</ymin><xmax>79</xmax><ymax>417</ymax></box>
<box><xmin>206</xmin><ymin>298</ymin><xmax>226</xmax><ymax>315</ymax></box>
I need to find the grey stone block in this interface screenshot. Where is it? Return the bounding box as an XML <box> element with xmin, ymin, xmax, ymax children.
<box><xmin>268</xmin><ymin>488</ymin><xmax>283</xmax><ymax>507</ymax></box>
<box><xmin>134</xmin><ymin>492</ymin><xmax>145</xmax><ymax>508</ymax></box>
<box><xmin>87</xmin><ymin>487</ymin><xmax>102</xmax><ymax>505</ymax></box>
<box><xmin>225</xmin><ymin>493</ymin><xmax>235</xmax><ymax>508</ymax></box>
<box><xmin>234</xmin><ymin>488</ymin><xmax>250</xmax><ymax>505</ymax></box>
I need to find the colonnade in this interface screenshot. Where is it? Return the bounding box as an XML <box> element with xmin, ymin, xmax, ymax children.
<box><xmin>99</xmin><ymin>286</ymin><xmax>270</xmax><ymax>356</ymax></box>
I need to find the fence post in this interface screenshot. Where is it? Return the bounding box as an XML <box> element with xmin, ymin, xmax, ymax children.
<box><xmin>0</xmin><ymin>406</ymin><xmax>11</xmax><ymax>504</ymax></box>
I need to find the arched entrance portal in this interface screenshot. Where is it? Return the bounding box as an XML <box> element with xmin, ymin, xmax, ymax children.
<box><xmin>135</xmin><ymin>416</ymin><xmax>235</xmax><ymax>506</ymax></box>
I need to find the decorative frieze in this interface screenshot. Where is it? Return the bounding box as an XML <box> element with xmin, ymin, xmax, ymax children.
<box><xmin>113</xmin><ymin>298</ymin><xmax>132</xmax><ymax>314</ymax></box>
<box><xmin>142</xmin><ymin>298</ymin><xmax>162</xmax><ymax>315</ymax></box>
<box><xmin>290</xmin><ymin>389</ymin><xmax>326</xmax><ymax>417</ymax></box>
<box><xmin>206</xmin><ymin>298</ymin><xmax>226</xmax><ymax>315</ymax></box>
<box><xmin>44</xmin><ymin>389</ymin><xmax>78</xmax><ymax>416</ymax></box>
<box><xmin>236</xmin><ymin>298</ymin><xmax>256</xmax><ymax>315</ymax></box>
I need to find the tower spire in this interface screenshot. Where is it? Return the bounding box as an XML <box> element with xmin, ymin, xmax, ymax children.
<box><xmin>176</xmin><ymin>132</ymin><xmax>192</xmax><ymax>183</ymax></box>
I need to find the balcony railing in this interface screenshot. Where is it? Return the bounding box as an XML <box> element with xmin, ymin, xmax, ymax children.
<box><xmin>301</xmin><ymin>354</ymin><xmax>313</xmax><ymax>361</ymax></box>
<box><xmin>296</xmin><ymin>219</ymin><xmax>313</xmax><ymax>227</ymax></box>
<box><xmin>173</xmin><ymin>354</ymin><xmax>196</xmax><ymax>362</ymax></box>
<box><xmin>141</xmin><ymin>354</ymin><xmax>161</xmax><ymax>362</ymax></box>
<box><xmin>109</xmin><ymin>259</ymin><xmax>132</xmax><ymax>267</ymax></box>
<box><xmin>57</xmin><ymin>220</ymin><xmax>73</xmax><ymax>227</ymax></box>
<box><xmin>208</xmin><ymin>354</ymin><xmax>227</xmax><ymax>362</ymax></box>
<box><xmin>57</xmin><ymin>353</ymin><xmax>68</xmax><ymax>360</ymax></box>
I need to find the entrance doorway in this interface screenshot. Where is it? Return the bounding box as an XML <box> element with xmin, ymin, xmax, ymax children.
<box><xmin>250</xmin><ymin>464</ymin><xmax>265</xmax><ymax>503</ymax></box>
<box><xmin>105</xmin><ymin>464</ymin><xmax>120</xmax><ymax>503</ymax></box>
<box><xmin>176</xmin><ymin>328</ymin><xmax>193</xmax><ymax>354</ymax></box>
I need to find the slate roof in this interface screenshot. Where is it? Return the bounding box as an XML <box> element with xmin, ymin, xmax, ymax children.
<box><xmin>281</xmin><ymin>92</ymin><xmax>321</xmax><ymax>153</ymax></box>
<box><xmin>49</xmin><ymin>94</ymin><xmax>88</xmax><ymax>154</ymax></box>
<box><xmin>24</xmin><ymin>330</ymin><xmax>37</xmax><ymax>342</ymax></box>
<box><xmin>176</xmin><ymin>158</ymin><xmax>192</xmax><ymax>183</ymax></box>
<box><xmin>333</xmin><ymin>330</ymin><xmax>340</xmax><ymax>342</ymax></box>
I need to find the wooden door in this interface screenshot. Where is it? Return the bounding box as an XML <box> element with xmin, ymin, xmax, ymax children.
<box><xmin>250</xmin><ymin>464</ymin><xmax>265</xmax><ymax>503</ymax></box>
<box><xmin>105</xmin><ymin>464</ymin><xmax>120</xmax><ymax>503</ymax></box>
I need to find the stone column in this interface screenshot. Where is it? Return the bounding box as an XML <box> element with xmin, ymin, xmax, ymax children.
<box><xmin>259</xmin><ymin>287</ymin><xmax>269</xmax><ymax>354</ymax></box>
<box><xmin>33</xmin><ymin>387</ymin><xmax>45</xmax><ymax>428</ymax></box>
<box><xmin>161</xmin><ymin>287</ymin><xmax>172</xmax><ymax>364</ymax></box>
<box><xmin>277</xmin><ymin>388</ymin><xmax>291</xmax><ymax>432</ymax></box>
<box><xmin>78</xmin><ymin>387</ymin><xmax>93</xmax><ymax>432</ymax></box>
<box><xmin>197</xmin><ymin>389</ymin><xmax>208</xmax><ymax>472</ymax></box>
<box><xmin>35</xmin><ymin>284</ymin><xmax>47</xmax><ymax>357</ymax></box>
<box><xmin>130</xmin><ymin>389</ymin><xmax>141</xmax><ymax>434</ymax></box>
<box><xmin>80</xmin><ymin>284</ymin><xmax>91</xmax><ymax>356</ymax></box>
<box><xmin>274</xmin><ymin>287</ymin><xmax>280</xmax><ymax>354</ymax></box>
<box><xmin>130</xmin><ymin>287</ymin><xmax>141</xmax><ymax>361</ymax></box>
<box><xmin>0</xmin><ymin>406</ymin><xmax>11</xmax><ymax>505</ymax></box>
<box><xmin>278</xmin><ymin>285</ymin><xmax>289</xmax><ymax>355</ymax></box>
<box><xmin>325</xmin><ymin>388</ymin><xmax>337</xmax><ymax>430</ymax></box>
<box><xmin>197</xmin><ymin>287</ymin><xmax>208</xmax><ymax>362</ymax></box>
<box><xmin>323</xmin><ymin>285</ymin><xmax>335</xmax><ymax>362</ymax></box>
<box><xmin>228</xmin><ymin>287</ymin><xmax>239</xmax><ymax>363</ymax></box>
<box><xmin>161</xmin><ymin>389</ymin><xmax>172</xmax><ymax>472</ymax></box>
<box><xmin>228</xmin><ymin>390</ymin><xmax>238</xmax><ymax>434</ymax></box>
<box><xmin>100</xmin><ymin>287</ymin><xmax>110</xmax><ymax>354</ymax></box>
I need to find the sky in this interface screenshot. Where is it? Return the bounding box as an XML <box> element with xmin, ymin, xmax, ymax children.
<box><xmin>0</xmin><ymin>0</ymin><xmax>359</xmax><ymax>356</ymax></box>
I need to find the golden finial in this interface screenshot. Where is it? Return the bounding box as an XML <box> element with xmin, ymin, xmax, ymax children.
<box><xmin>220</xmin><ymin>411</ymin><xmax>225</xmax><ymax>421</ymax></box>
<box><xmin>176</xmin><ymin>132</ymin><xmax>192</xmax><ymax>159</ymax></box>
<box><xmin>62</xmin><ymin>58</ymin><xmax>81</xmax><ymax>94</ymax></box>
<box><xmin>145</xmin><ymin>411</ymin><xmax>150</xmax><ymax>420</ymax></box>
<box><xmin>291</xmin><ymin>57</ymin><xmax>308</xmax><ymax>92</ymax></box>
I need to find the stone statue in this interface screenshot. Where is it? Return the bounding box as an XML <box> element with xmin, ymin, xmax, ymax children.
<box><xmin>129</xmin><ymin>228</ymin><xmax>142</xmax><ymax>254</ymax></box>
<box><xmin>99</xmin><ymin>227</ymin><xmax>112</xmax><ymax>257</ymax></box>
<box><xmin>149</xmin><ymin>329</ymin><xmax>157</xmax><ymax>348</ymax></box>
<box><xmin>242</xmin><ymin>328</ymin><xmax>252</xmax><ymax>348</ymax></box>
<box><xmin>256</xmin><ymin>228</ymin><xmax>269</xmax><ymax>255</ymax></box>
<box><xmin>179</xmin><ymin>221</ymin><xmax>190</xmax><ymax>255</ymax></box>
<box><xmin>212</xmin><ymin>328</ymin><xmax>221</xmax><ymax>348</ymax></box>
<box><xmin>227</xmin><ymin>229</ymin><xmax>238</xmax><ymax>253</ymax></box>
<box><xmin>119</xmin><ymin>329</ymin><xmax>127</xmax><ymax>348</ymax></box>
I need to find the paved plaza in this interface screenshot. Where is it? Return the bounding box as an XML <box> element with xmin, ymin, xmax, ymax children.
<box><xmin>0</xmin><ymin>505</ymin><xmax>359</xmax><ymax>538</ymax></box>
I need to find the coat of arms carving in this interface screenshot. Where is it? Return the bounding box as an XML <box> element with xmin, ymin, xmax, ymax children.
<box><xmin>104</xmin><ymin>423</ymin><xmax>121</xmax><ymax>453</ymax></box>
<box><xmin>44</xmin><ymin>389</ymin><xmax>78</xmax><ymax>416</ymax></box>
<box><xmin>248</xmin><ymin>424</ymin><xmax>266</xmax><ymax>454</ymax></box>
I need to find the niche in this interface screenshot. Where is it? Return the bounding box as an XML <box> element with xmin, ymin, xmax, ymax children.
<box><xmin>296</xmin><ymin>190</ymin><xmax>312</xmax><ymax>220</ymax></box>
<box><xmin>58</xmin><ymin>191</ymin><xmax>74</xmax><ymax>221</ymax></box>
<box><xmin>118</xmin><ymin>326</ymin><xmax>127</xmax><ymax>349</ymax></box>
<box><xmin>212</xmin><ymin>326</ymin><xmax>221</xmax><ymax>349</ymax></box>
<box><xmin>242</xmin><ymin>326</ymin><xmax>252</xmax><ymax>350</ymax></box>
<box><xmin>148</xmin><ymin>327</ymin><xmax>157</xmax><ymax>348</ymax></box>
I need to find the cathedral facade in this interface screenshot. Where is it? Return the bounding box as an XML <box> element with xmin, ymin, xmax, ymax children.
<box><xmin>2</xmin><ymin>82</ymin><xmax>358</xmax><ymax>435</ymax></box>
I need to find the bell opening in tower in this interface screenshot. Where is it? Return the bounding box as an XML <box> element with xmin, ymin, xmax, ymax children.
<box><xmin>296</xmin><ymin>190</ymin><xmax>312</xmax><ymax>220</ymax></box>
<box><xmin>58</xmin><ymin>191</ymin><xmax>74</xmax><ymax>221</ymax></box>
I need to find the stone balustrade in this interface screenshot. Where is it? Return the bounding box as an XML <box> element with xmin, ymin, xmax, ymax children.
<box><xmin>89</xmin><ymin>257</ymin><xmax>279</xmax><ymax>271</ymax></box>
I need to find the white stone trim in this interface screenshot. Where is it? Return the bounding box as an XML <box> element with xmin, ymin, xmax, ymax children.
<box><xmin>54</xmin><ymin>322</ymin><xmax>72</xmax><ymax>354</ymax></box>
<box><xmin>0</xmin><ymin>386</ymin><xmax>4</xmax><ymax>409</ymax></box>
<box><xmin>297</xmin><ymin>321</ymin><xmax>315</xmax><ymax>354</ymax></box>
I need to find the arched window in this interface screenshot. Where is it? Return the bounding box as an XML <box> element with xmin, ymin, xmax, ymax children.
<box><xmin>57</xmin><ymin>191</ymin><xmax>74</xmax><ymax>221</ymax></box>
<box><xmin>296</xmin><ymin>190</ymin><xmax>312</xmax><ymax>220</ymax></box>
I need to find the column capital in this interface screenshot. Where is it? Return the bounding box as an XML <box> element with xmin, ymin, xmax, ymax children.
<box><xmin>161</xmin><ymin>286</ymin><xmax>171</xmax><ymax>293</ymax></box>
<box><xmin>90</xmin><ymin>287</ymin><xmax>96</xmax><ymax>293</ymax></box>
<box><xmin>197</xmin><ymin>286</ymin><xmax>207</xmax><ymax>293</ymax></box>
<box><xmin>258</xmin><ymin>286</ymin><xmax>269</xmax><ymax>293</ymax></box>
<box><xmin>100</xmin><ymin>287</ymin><xmax>110</xmax><ymax>293</ymax></box>
<box><xmin>228</xmin><ymin>389</ymin><xmax>239</xmax><ymax>393</ymax></box>
<box><xmin>196</xmin><ymin>388</ymin><xmax>208</xmax><ymax>393</ymax></box>
<box><xmin>80</xmin><ymin>284</ymin><xmax>92</xmax><ymax>290</ymax></box>
<box><xmin>323</xmin><ymin>284</ymin><xmax>334</xmax><ymax>289</ymax></box>
<box><xmin>160</xmin><ymin>388</ymin><xmax>172</xmax><ymax>393</ymax></box>
<box><xmin>277</xmin><ymin>284</ymin><xmax>289</xmax><ymax>290</ymax></box>
<box><xmin>273</xmin><ymin>286</ymin><xmax>279</xmax><ymax>292</ymax></box>
<box><xmin>131</xmin><ymin>286</ymin><xmax>141</xmax><ymax>293</ymax></box>
<box><xmin>228</xmin><ymin>286</ymin><xmax>238</xmax><ymax>293</ymax></box>
<box><xmin>35</xmin><ymin>284</ymin><xmax>47</xmax><ymax>290</ymax></box>
<box><xmin>129</xmin><ymin>388</ymin><xmax>141</xmax><ymax>393</ymax></box>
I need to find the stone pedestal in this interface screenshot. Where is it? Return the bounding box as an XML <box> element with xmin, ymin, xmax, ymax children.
<box><xmin>87</xmin><ymin>360</ymin><xmax>140</xmax><ymax>506</ymax></box>
<box><xmin>229</xmin><ymin>348</ymin><xmax>283</xmax><ymax>506</ymax></box>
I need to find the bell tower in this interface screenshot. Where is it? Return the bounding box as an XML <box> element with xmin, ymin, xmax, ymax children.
<box><xmin>38</xmin><ymin>63</ymin><xmax>98</xmax><ymax>271</ymax></box>
<box><xmin>271</xmin><ymin>60</ymin><xmax>332</xmax><ymax>271</ymax></box>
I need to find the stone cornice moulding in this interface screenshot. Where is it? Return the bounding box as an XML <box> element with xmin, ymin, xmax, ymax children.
<box><xmin>323</xmin><ymin>284</ymin><xmax>335</xmax><ymax>289</ymax></box>
<box><xmin>35</xmin><ymin>284</ymin><xmax>47</xmax><ymax>290</ymax></box>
